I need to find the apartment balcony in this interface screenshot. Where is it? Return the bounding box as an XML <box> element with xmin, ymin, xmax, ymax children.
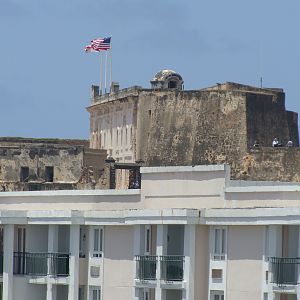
<box><xmin>269</xmin><ymin>257</ymin><xmax>300</xmax><ymax>286</ymax></box>
<box><xmin>136</xmin><ymin>255</ymin><xmax>157</xmax><ymax>281</ymax></box>
<box><xmin>13</xmin><ymin>252</ymin><xmax>69</xmax><ymax>277</ymax></box>
<box><xmin>160</xmin><ymin>255</ymin><xmax>184</xmax><ymax>282</ymax></box>
<box><xmin>0</xmin><ymin>252</ymin><xmax>3</xmax><ymax>274</ymax></box>
<box><xmin>135</xmin><ymin>255</ymin><xmax>185</xmax><ymax>286</ymax></box>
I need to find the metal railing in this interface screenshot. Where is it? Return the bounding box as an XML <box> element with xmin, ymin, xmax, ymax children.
<box><xmin>269</xmin><ymin>257</ymin><xmax>300</xmax><ymax>286</ymax></box>
<box><xmin>13</xmin><ymin>252</ymin><xmax>69</xmax><ymax>277</ymax></box>
<box><xmin>0</xmin><ymin>252</ymin><xmax>3</xmax><ymax>274</ymax></box>
<box><xmin>135</xmin><ymin>255</ymin><xmax>157</xmax><ymax>280</ymax></box>
<box><xmin>160</xmin><ymin>255</ymin><xmax>184</xmax><ymax>281</ymax></box>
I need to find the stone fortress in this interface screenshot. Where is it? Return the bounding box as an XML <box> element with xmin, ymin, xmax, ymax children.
<box><xmin>88</xmin><ymin>69</ymin><xmax>300</xmax><ymax>183</ymax></box>
<box><xmin>0</xmin><ymin>137</ymin><xmax>106</xmax><ymax>191</ymax></box>
<box><xmin>1</xmin><ymin>69</ymin><xmax>300</xmax><ymax>191</ymax></box>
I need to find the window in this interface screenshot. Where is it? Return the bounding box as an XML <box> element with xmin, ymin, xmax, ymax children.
<box><xmin>45</xmin><ymin>166</ymin><xmax>54</xmax><ymax>182</ymax></box>
<box><xmin>93</xmin><ymin>227</ymin><xmax>103</xmax><ymax>257</ymax></box>
<box><xmin>213</xmin><ymin>228</ymin><xmax>226</xmax><ymax>260</ymax></box>
<box><xmin>214</xmin><ymin>294</ymin><xmax>224</xmax><ymax>300</ymax></box>
<box><xmin>17</xmin><ymin>226</ymin><xmax>26</xmax><ymax>253</ymax></box>
<box><xmin>211</xmin><ymin>291</ymin><xmax>224</xmax><ymax>300</ymax></box>
<box><xmin>145</xmin><ymin>225</ymin><xmax>151</xmax><ymax>255</ymax></box>
<box><xmin>168</xmin><ymin>80</ymin><xmax>177</xmax><ymax>89</ymax></box>
<box><xmin>212</xmin><ymin>269</ymin><xmax>222</xmax><ymax>283</ymax></box>
<box><xmin>0</xmin><ymin>227</ymin><xmax>3</xmax><ymax>253</ymax></box>
<box><xmin>20</xmin><ymin>167</ymin><xmax>29</xmax><ymax>182</ymax></box>
<box><xmin>143</xmin><ymin>289</ymin><xmax>149</xmax><ymax>300</ymax></box>
<box><xmin>92</xmin><ymin>288</ymin><xmax>101</xmax><ymax>300</ymax></box>
<box><xmin>78</xmin><ymin>287</ymin><xmax>84</xmax><ymax>300</ymax></box>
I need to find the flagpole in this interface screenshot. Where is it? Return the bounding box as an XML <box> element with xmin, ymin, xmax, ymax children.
<box><xmin>104</xmin><ymin>50</ymin><xmax>108</xmax><ymax>94</ymax></box>
<box><xmin>100</xmin><ymin>52</ymin><xmax>102</xmax><ymax>95</ymax></box>
<box><xmin>110</xmin><ymin>37</ymin><xmax>112</xmax><ymax>91</ymax></box>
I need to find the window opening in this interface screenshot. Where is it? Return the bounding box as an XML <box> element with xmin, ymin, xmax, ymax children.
<box><xmin>168</xmin><ymin>80</ymin><xmax>177</xmax><ymax>88</ymax></box>
<box><xmin>92</xmin><ymin>288</ymin><xmax>101</xmax><ymax>300</ymax></box>
<box><xmin>93</xmin><ymin>227</ymin><xmax>103</xmax><ymax>258</ymax></box>
<box><xmin>45</xmin><ymin>166</ymin><xmax>54</xmax><ymax>182</ymax></box>
<box><xmin>145</xmin><ymin>225</ymin><xmax>151</xmax><ymax>255</ymax></box>
<box><xmin>213</xmin><ymin>228</ymin><xmax>226</xmax><ymax>260</ymax></box>
<box><xmin>20</xmin><ymin>167</ymin><xmax>29</xmax><ymax>182</ymax></box>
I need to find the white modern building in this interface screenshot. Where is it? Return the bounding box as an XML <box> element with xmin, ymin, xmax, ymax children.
<box><xmin>1</xmin><ymin>164</ymin><xmax>300</xmax><ymax>300</ymax></box>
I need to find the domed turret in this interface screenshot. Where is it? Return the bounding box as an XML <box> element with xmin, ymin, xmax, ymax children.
<box><xmin>150</xmin><ymin>70</ymin><xmax>184</xmax><ymax>90</ymax></box>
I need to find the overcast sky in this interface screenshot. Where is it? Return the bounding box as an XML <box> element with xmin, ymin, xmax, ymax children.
<box><xmin>0</xmin><ymin>0</ymin><xmax>299</xmax><ymax>139</ymax></box>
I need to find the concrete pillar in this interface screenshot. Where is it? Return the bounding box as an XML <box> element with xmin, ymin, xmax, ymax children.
<box><xmin>68</xmin><ymin>225</ymin><xmax>80</xmax><ymax>300</ymax></box>
<box><xmin>297</xmin><ymin>226</ymin><xmax>300</xmax><ymax>300</ymax></box>
<box><xmin>47</xmin><ymin>225</ymin><xmax>58</xmax><ymax>300</ymax></box>
<box><xmin>183</xmin><ymin>225</ymin><xmax>196</xmax><ymax>300</ymax></box>
<box><xmin>268</xmin><ymin>226</ymin><xmax>281</xmax><ymax>300</ymax></box>
<box><xmin>133</xmin><ymin>225</ymin><xmax>142</xmax><ymax>300</ymax></box>
<box><xmin>3</xmin><ymin>224</ymin><xmax>14</xmax><ymax>300</ymax></box>
<box><xmin>155</xmin><ymin>225</ymin><xmax>167</xmax><ymax>300</ymax></box>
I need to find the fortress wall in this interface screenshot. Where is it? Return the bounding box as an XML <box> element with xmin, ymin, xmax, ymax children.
<box><xmin>137</xmin><ymin>90</ymin><xmax>248</xmax><ymax>174</ymax></box>
<box><xmin>245</xmin><ymin>91</ymin><xmax>294</xmax><ymax>148</ymax></box>
<box><xmin>237</xmin><ymin>147</ymin><xmax>300</xmax><ymax>182</ymax></box>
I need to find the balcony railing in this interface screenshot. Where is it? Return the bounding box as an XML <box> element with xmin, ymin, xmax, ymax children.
<box><xmin>160</xmin><ymin>255</ymin><xmax>184</xmax><ymax>281</ymax></box>
<box><xmin>269</xmin><ymin>257</ymin><xmax>300</xmax><ymax>286</ymax></box>
<box><xmin>135</xmin><ymin>255</ymin><xmax>185</xmax><ymax>282</ymax></box>
<box><xmin>136</xmin><ymin>255</ymin><xmax>157</xmax><ymax>281</ymax></box>
<box><xmin>13</xmin><ymin>252</ymin><xmax>69</xmax><ymax>277</ymax></box>
<box><xmin>0</xmin><ymin>252</ymin><xmax>3</xmax><ymax>274</ymax></box>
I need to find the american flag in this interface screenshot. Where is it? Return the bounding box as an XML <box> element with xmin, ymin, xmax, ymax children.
<box><xmin>85</xmin><ymin>37</ymin><xmax>111</xmax><ymax>52</ymax></box>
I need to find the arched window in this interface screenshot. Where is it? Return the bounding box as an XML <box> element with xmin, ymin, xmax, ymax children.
<box><xmin>168</xmin><ymin>80</ymin><xmax>177</xmax><ymax>89</ymax></box>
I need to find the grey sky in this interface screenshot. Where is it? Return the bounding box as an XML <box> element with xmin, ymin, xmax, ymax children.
<box><xmin>0</xmin><ymin>0</ymin><xmax>299</xmax><ymax>138</ymax></box>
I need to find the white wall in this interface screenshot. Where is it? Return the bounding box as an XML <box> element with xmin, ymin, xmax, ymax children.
<box><xmin>227</xmin><ymin>226</ymin><xmax>264</xmax><ymax>300</ymax></box>
<box><xmin>26</xmin><ymin>225</ymin><xmax>48</xmax><ymax>252</ymax></box>
<box><xmin>58</xmin><ymin>225</ymin><xmax>69</xmax><ymax>253</ymax></box>
<box><xmin>13</xmin><ymin>278</ymin><xmax>46</xmax><ymax>300</ymax></box>
<box><xmin>141</xmin><ymin>167</ymin><xmax>226</xmax><ymax>210</ymax></box>
<box><xmin>102</xmin><ymin>226</ymin><xmax>134</xmax><ymax>300</ymax></box>
<box><xmin>56</xmin><ymin>284</ymin><xmax>68</xmax><ymax>300</ymax></box>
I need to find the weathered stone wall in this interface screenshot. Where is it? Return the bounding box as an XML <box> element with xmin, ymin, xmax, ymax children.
<box><xmin>237</xmin><ymin>147</ymin><xmax>300</xmax><ymax>182</ymax></box>
<box><xmin>87</xmin><ymin>95</ymin><xmax>138</xmax><ymax>164</ymax></box>
<box><xmin>245</xmin><ymin>91</ymin><xmax>298</xmax><ymax>148</ymax></box>
<box><xmin>136</xmin><ymin>90</ymin><xmax>248</xmax><ymax>176</ymax></box>
<box><xmin>135</xmin><ymin>88</ymin><xmax>299</xmax><ymax>181</ymax></box>
<box><xmin>0</xmin><ymin>138</ymin><xmax>107</xmax><ymax>191</ymax></box>
<box><xmin>88</xmin><ymin>82</ymin><xmax>299</xmax><ymax>182</ymax></box>
<box><xmin>0</xmin><ymin>145</ymin><xmax>84</xmax><ymax>182</ymax></box>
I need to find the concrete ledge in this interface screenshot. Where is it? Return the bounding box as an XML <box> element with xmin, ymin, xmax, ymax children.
<box><xmin>0</xmin><ymin>189</ymin><xmax>141</xmax><ymax>198</ymax></box>
<box><xmin>141</xmin><ymin>164</ymin><xmax>226</xmax><ymax>174</ymax></box>
<box><xmin>202</xmin><ymin>207</ymin><xmax>300</xmax><ymax>225</ymax></box>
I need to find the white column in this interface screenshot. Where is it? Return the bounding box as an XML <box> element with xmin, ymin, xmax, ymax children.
<box><xmin>3</xmin><ymin>224</ymin><xmax>14</xmax><ymax>300</ymax></box>
<box><xmin>133</xmin><ymin>225</ymin><xmax>142</xmax><ymax>300</ymax></box>
<box><xmin>268</xmin><ymin>226</ymin><xmax>281</xmax><ymax>300</ymax></box>
<box><xmin>297</xmin><ymin>226</ymin><xmax>300</xmax><ymax>300</ymax></box>
<box><xmin>155</xmin><ymin>225</ymin><xmax>167</xmax><ymax>300</ymax></box>
<box><xmin>68</xmin><ymin>225</ymin><xmax>80</xmax><ymax>300</ymax></box>
<box><xmin>47</xmin><ymin>225</ymin><xmax>58</xmax><ymax>300</ymax></box>
<box><xmin>183</xmin><ymin>225</ymin><xmax>196</xmax><ymax>300</ymax></box>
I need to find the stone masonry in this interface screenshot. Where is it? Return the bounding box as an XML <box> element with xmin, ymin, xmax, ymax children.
<box><xmin>88</xmin><ymin>70</ymin><xmax>300</xmax><ymax>182</ymax></box>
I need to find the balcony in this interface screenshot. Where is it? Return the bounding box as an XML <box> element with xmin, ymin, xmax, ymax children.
<box><xmin>135</xmin><ymin>255</ymin><xmax>185</xmax><ymax>282</ymax></box>
<box><xmin>269</xmin><ymin>257</ymin><xmax>300</xmax><ymax>286</ymax></box>
<box><xmin>160</xmin><ymin>255</ymin><xmax>184</xmax><ymax>282</ymax></box>
<box><xmin>136</xmin><ymin>255</ymin><xmax>157</xmax><ymax>281</ymax></box>
<box><xmin>0</xmin><ymin>252</ymin><xmax>3</xmax><ymax>274</ymax></box>
<box><xmin>13</xmin><ymin>252</ymin><xmax>69</xmax><ymax>277</ymax></box>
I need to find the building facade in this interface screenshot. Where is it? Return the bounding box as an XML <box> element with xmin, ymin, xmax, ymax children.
<box><xmin>87</xmin><ymin>71</ymin><xmax>300</xmax><ymax>182</ymax></box>
<box><xmin>0</xmin><ymin>165</ymin><xmax>300</xmax><ymax>300</ymax></box>
<box><xmin>0</xmin><ymin>137</ymin><xmax>107</xmax><ymax>191</ymax></box>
